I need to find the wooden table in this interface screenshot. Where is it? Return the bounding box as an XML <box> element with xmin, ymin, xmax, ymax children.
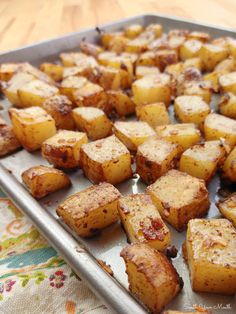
<box><xmin>1</xmin><ymin>0</ymin><xmax>236</xmax><ymax>53</ymax></box>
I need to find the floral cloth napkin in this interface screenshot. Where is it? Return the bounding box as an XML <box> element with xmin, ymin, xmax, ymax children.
<box><xmin>0</xmin><ymin>197</ymin><xmax>111</xmax><ymax>314</ymax></box>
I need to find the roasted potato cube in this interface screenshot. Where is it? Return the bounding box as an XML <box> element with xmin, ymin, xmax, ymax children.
<box><xmin>183</xmin><ymin>57</ymin><xmax>202</xmax><ymax>70</ymax></box>
<box><xmin>132</xmin><ymin>74</ymin><xmax>171</xmax><ymax>106</ymax></box>
<box><xmin>147</xmin><ymin>169</ymin><xmax>210</xmax><ymax>231</ymax></box>
<box><xmin>136</xmin><ymin>51</ymin><xmax>156</xmax><ymax>66</ymax></box>
<box><xmin>57</xmin><ymin>182</ymin><xmax>120</xmax><ymax>237</ymax></box>
<box><xmin>3</xmin><ymin>72</ymin><xmax>36</xmax><ymax>106</ymax></box>
<box><xmin>228</xmin><ymin>37</ymin><xmax>236</xmax><ymax>59</ymax></box>
<box><xmin>203</xmin><ymin>71</ymin><xmax>221</xmax><ymax>92</ymax></box>
<box><xmin>136</xmin><ymin>137</ymin><xmax>180</xmax><ymax>184</ymax></box>
<box><xmin>108</xmin><ymin>35</ymin><xmax>129</xmax><ymax>54</ymax></box>
<box><xmin>145</xmin><ymin>23</ymin><xmax>163</xmax><ymax>37</ymax></box>
<box><xmin>100</xmin><ymin>31</ymin><xmax>124</xmax><ymax>48</ymax></box>
<box><xmin>174</xmin><ymin>95</ymin><xmax>210</xmax><ymax>130</ymax></box>
<box><xmin>156</xmin><ymin>123</ymin><xmax>201</xmax><ymax>151</ymax></box>
<box><xmin>63</xmin><ymin>56</ymin><xmax>98</xmax><ymax>79</ymax></box>
<box><xmin>120</xmin><ymin>52</ymin><xmax>139</xmax><ymax>64</ymax></box>
<box><xmin>168</xmin><ymin>35</ymin><xmax>186</xmax><ymax>51</ymax></box>
<box><xmin>219</xmin><ymin>92</ymin><xmax>236</xmax><ymax>119</ymax></box>
<box><xmin>180</xmin><ymin>40</ymin><xmax>202</xmax><ymax>60</ymax></box>
<box><xmin>97</xmin><ymin>51</ymin><xmax>117</xmax><ymax>66</ymax></box>
<box><xmin>217</xmin><ymin>193</ymin><xmax>236</xmax><ymax>227</ymax></box>
<box><xmin>222</xmin><ymin>146</ymin><xmax>236</xmax><ymax>181</ymax></box>
<box><xmin>155</xmin><ymin>49</ymin><xmax>178</xmax><ymax>72</ymax></box>
<box><xmin>17</xmin><ymin>80</ymin><xmax>59</xmax><ymax>108</ymax></box>
<box><xmin>179</xmin><ymin>140</ymin><xmax>227</xmax><ymax>182</ymax></box>
<box><xmin>59</xmin><ymin>52</ymin><xmax>87</xmax><ymax>67</ymax></box>
<box><xmin>0</xmin><ymin>63</ymin><xmax>25</xmax><ymax>81</ymax></box>
<box><xmin>22</xmin><ymin>165</ymin><xmax>71</xmax><ymax>199</ymax></box>
<box><xmin>80</xmin><ymin>135</ymin><xmax>132</xmax><ymax>185</ymax></box>
<box><xmin>118</xmin><ymin>193</ymin><xmax>170</xmax><ymax>250</ymax></box>
<box><xmin>19</xmin><ymin>62</ymin><xmax>53</xmax><ymax>84</ymax></box>
<box><xmin>39</xmin><ymin>63</ymin><xmax>63</xmax><ymax>82</ymax></box>
<box><xmin>214</xmin><ymin>56</ymin><xmax>236</xmax><ymax>72</ymax></box>
<box><xmin>106</xmin><ymin>90</ymin><xmax>135</xmax><ymax>117</ymax></box>
<box><xmin>199</xmin><ymin>44</ymin><xmax>228</xmax><ymax>71</ymax></box>
<box><xmin>219</xmin><ymin>71</ymin><xmax>236</xmax><ymax>94</ymax></box>
<box><xmin>136</xmin><ymin>102</ymin><xmax>170</xmax><ymax>128</ymax></box>
<box><xmin>9</xmin><ymin>107</ymin><xmax>56</xmax><ymax>151</ymax></box>
<box><xmin>165</xmin><ymin>62</ymin><xmax>184</xmax><ymax>79</ymax></box>
<box><xmin>124</xmin><ymin>24</ymin><xmax>144</xmax><ymax>39</ymax></box>
<box><xmin>114</xmin><ymin>121</ymin><xmax>155</xmax><ymax>151</ymax></box>
<box><xmin>204</xmin><ymin>113</ymin><xmax>236</xmax><ymax>147</ymax></box>
<box><xmin>41</xmin><ymin>95</ymin><xmax>75</xmax><ymax>130</ymax></box>
<box><xmin>79</xmin><ymin>41</ymin><xmax>104</xmax><ymax>57</ymax></box>
<box><xmin>125</xmin><ymin>37</ymin><xmax>149</xmax><ymax>53</ymax></box>
<box><xmin>59</xmin><ymin>76</ymin><xmax>87</xmax><ymax>101</ymax></box>
<box><xmin>73</xmin><ymin>81</ymin><xmax>109</xmax><ymax>113</ymax></box>
<box><xmin>106</xmin><ymin>56</ymin><xmax>133</xmax><ymax>89</ymax></box>
<box><xmin>120</xmin><ymin>243</ymin><xmax>182</xmax><ymax>314</ymax></box>
<box><xmin>185</xmin><ymin>218</ymin><xmax>236</xmax><ymax>295</ymax></box>
<box><xmin>0</xmin><ymin>125</ymin><xmax>21</xmax><ymax>156</ymax></box>
<box><xmin>181</xmin><ymin>81</ymin><xmax>212</xmax><ymax>104</ymax></box>
<box><xmin>72</xmin><ymin>107</ymin><xmax>112</xmax><ymax>140</ymax></box>
<box><xmin>135</xmin><ymin>66</ymin><xmax>160</xmax><ymax>79</ymax></box>
<box><xmin>98</xmin><ymin>66</ymin><xmax>121</xmax><ymax>90</ymax></box>
<box><xmin>187</xmin><ymin>31</ymin><xmax>210</xmax><ymax>43</ymax></box>
<box><xmin>42</xmin><ymin>130</ymin><xmax>88</xmax><ymax>169</ymax></box>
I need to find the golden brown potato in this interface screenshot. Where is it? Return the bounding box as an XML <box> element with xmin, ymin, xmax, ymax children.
<box><xmin>105</xmin><ymin>56</ymin><xmax>133</xmax><ymax>89</ymax></box>
<box><xmin>145</xmin><ymin>23</ymin><xmax>163</xmax><ymax>38</ymax></box>
<box><xmin>3</xmin><ymin>72</ymin><xmax>36</xmax><ymax>107</ymax></box>
<box><xmin>155</xmin><ymin>49</ymin><xmax>178</xmax><ymax>72</ymax></box>
<box><xmin>80</xmin><ymin>135</ymin><xmax>132</xmax><ymax>185</ymax></box>
<box><xmin>22</xmin><ymin>165</ymin><xmax>71</xmax><ymax>199</ymax></box>
<box><xmin>165</xmin><ymin>62</ymin><xmax>184</xmax><ymax>79</ymax></box>
<box><xmin>42</xmin><ymin>95</ymin><xmax>75</xmax><ymax>130</ymax></box>
<box><xmin>118</xmin><ymin>193</ymin><xmax>170</xmax><ymax>250</ymax></box>
<box><xmin>9</xmin><ymin>107</ymin><xmax>56</xmax><ymax>151</ymax></box>
<box><xmin>136</xmin><ymin>137</ymin><xmax>180</xmax><ymax>184</ymax></box>
<box><xmin>97</xmin><ymin>51</ymin><xmax>117</xmax><ymax>66</ymax></box>
<box><xmin>59</xmin><ymin>52</ymin><xmax>87</xmax><ymax>67</ymax></box>
<box><xmin>132</xmin><ymin>73</ymin><xmax>171</xmax><ymax>106</ymax></box>
<box><xmin>136</xmin><ymin>51</ymin><xmax>156</xmax><ymax>66</ymax></box>
<box><xmin>59</xmin><ymin>76</ymin><xmax>87</xmax><ymax>101</ymax></box>
<box><xmin>17</xmin><ymin>80</ymin><xmax>59</xmax><ymax>108</ymax></box>
<box><xmin>57</xmin><ymin>182</ymin><xmax>120</xmax><ymax>237</ymax></box>
<box><xmin>174</xmin><ymin>95</ymin><xmax>210</xmax><ymax>130</ymax></box>
<box><xmin>227</xmin><ymin>37</ymin><xmax>236</xmax><ymax>59</ymax></box>
<box><xmin>181</xmin><ymin>80</ymin><xmax>212</xmax><ymax>104</ymax></box>
<box><xmin>219</xmin><ymin>92</ymin><xmax>236</xmax><ymax>119</ymax></box>
<box><xmin>199</xmin><ymin>44</ymin><xmax>228</xmax><ymax>71</ymax></box>
<box><xmin>72</xmin><ymin>107</ymin><xmax>112</xmax><ymax>140</ymax></box>
<box><xmin>204</xmin><ymin>113</ymin><xmax>236</xmax><ymax>147</ymax></box>
<box><xmin>179</xmin><ymin>40</ymin><xmax>202</xmax><ymax>60</ymax></box>
<box><xmin>125</xmin><ymin>37</ymin><xmax>149</xmax><ymax>53</ymax></box>
<box><xmin>120</xmin><ymin>243</ymin><xmax>182</xmax><ymax>314</ymax></box>
<box><xmin>0</xmin><ymin>124</ymin><xmax>21</xmax><ymax>156</ymax></box>
<box><xmin>79</xmin><ymin>41</ymin><xmax>104</xmax><ymax>57</ymax></box>
<box><xmin>185</xmin><ymin>218</ymin><xmax>236</xmax><ymax>295</ymax></box>
<box><xmin>97</xmin><ymin>66</ymin><xmax>121</xmax><ymax>90</ymax></box>
<box><xmin>108</xmin><ymin>35</ymin><xmax>129</xmax><ymax>54</ymax></box>
<box><xmin>0</xmin><ymin>63</ymin><xmax>27</xmax><ymax>81</ymax></box>
<box><xmin>147</xmin><ymin>169</ymin><xmax>210</xmax><ymax>231</ymax></box>
<box><xmin>72</xmin><ymin>81</ymin><xmax>109</xmax><ymax>113</ymax></box>
<box><xmin>183</xmin><ymin>57</ymin><xmax>202</xmax><ymax>70</ymax></box>
<box><xmin>219</xmin><ymin>71</ymin><xmax>236</xmax><ymax>94</ymax></box>
<box><xmin>39</xmin><ymin>63</ymin><xmax>63</xmax><ymax>82</ymax></box>
<box><xmin>42</xmin><ymin>130</ymin><xmax>88</xmax><ymax>169</ymax></box>
<box><xmin>113</xmin><ymin>121</ymin><xmax>155</xmax><ymax>151</ymax></box>
<box><xmin>106</xmin><ymin>90</ymin><xmax>135</xmax><ymax>117</ymax></box>
<box><xmin>217</xmin><ymin>193</ymin><xmax>236</xmax><ymax>227</ymax></box>
<box><xmin>135</xmin><ymin>66</ymin><xmax>160</xmax><ymax>79</ymax></box>
<box><xmin>124</xmin><ymin>24</ymin><xmax>144</xmax><ymax>39</ymax></box>
<box><xmin>136</xmin><ymin>102</ymin><xmax>170</xmax><ymax>128</ymax></box>
<box><xmin>222</xmin><ymin>146</ymin><xmax>236</xmax><ymax>182</ymax></box>
<box><xmin>100</xmin><ymin>31</ymin><xmax>124</xmax><ymax>48</ymax></box>
<box><xmin>20</xmin><ymin>63</ymin><xmax>54</xmax><ymax>84</ymax></box>
<box><xmin>179</xmin><ymin>140</ymin><xmax>227</xmax><ymax>182</ymax></box>
<box><xmin>187</xmin><ymin>31</ymin><xmax>210</xmax><ymax>43</ymax></box>
<box><xmin>156</xmin><ymin>123</ymin><xmax>201</xmax><ymax>151</ymax></box>
<box><xmin>168</xmin><ymin>35</ymin><xmax>186</xmax><ymax>51</ymax></box>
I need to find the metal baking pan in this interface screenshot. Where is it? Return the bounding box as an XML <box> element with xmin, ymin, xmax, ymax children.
<box><xmin>0</xmin><ymin>14</ymin><xmax>235</xmax><ymax>314</ymax></box>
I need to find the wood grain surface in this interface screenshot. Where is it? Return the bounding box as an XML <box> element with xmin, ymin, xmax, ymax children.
<box><xmin>1</xmin><ymin>0</ymin><xmax>236</xmax><ymax>53</ymax></box>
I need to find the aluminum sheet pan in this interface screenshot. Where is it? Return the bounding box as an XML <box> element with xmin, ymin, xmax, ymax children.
<box><xmin>0</xmin><ymin>14</ymin><xmax>235</xmax><ymax>314</ymax></box>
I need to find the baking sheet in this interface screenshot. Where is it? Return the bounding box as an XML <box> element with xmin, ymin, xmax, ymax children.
<box><xmin>0</xmin><ymin>14</ymin><xmax>235</xmax><ymax>313</ymax></box>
